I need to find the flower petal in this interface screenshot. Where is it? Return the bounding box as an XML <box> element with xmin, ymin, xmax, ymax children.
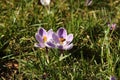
<box><xmin>111</xmin><ymin>24</ymin><xmax>116</xmax><ymax>30</ymax></box>
<box><xmin>57</xmin><ymin>27</ymin><xmax>67</xmax><ymax>38</ymax></box>
<box><xmin>52</xmin><ymin>33</ymin><xmax>60</xmax><ymax>43</ymax></box>
<box><xmin>40</xmin><ymin>0</ymin><xmax>50</xmax><ymax>6</ymax></box>
<box><xmin>57</xmin><ymin>45</ymin><xmax>63</xmax><ymax>49</ymax></box>
<box><xmin>46</xmin><ymin>42</ymin><xmax>55</xmax><ymax>48</ymax></box>
<box><xmin>47</xmin><ymin>29</ymin><xmax>53</xmax><ymax>40</ymax></box>
<box><xmin>38</xmin><ymin>27</ymin><xmax>47</xmax><ymax>37</ymax></box>
<box><xmin>66</xmin><ymin>34</ymin><xmax>73</xmax><ymax>43</ymax></box>
<box><xmin>34</xmin><ymin>43</ymin><xmax>45</xmax><ymax>48</ymax></box>
<box><xmin>35</xmin><ymin>33</ymin><xmax>44</xmax><ymax>43</ymax></box>
<box><xmin>63</xmin><ymin>43</ymin><xmax>73</xmax><ymax>50</ymax></box>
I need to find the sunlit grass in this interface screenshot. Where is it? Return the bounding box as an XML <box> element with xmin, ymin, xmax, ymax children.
<box><xmin>0</xmin><ymin>0</ymin><xmax>120</xmax><ymax>79</ymax></box>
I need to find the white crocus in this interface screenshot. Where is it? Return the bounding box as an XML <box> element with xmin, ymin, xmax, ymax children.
<box><xmin>40</xmin><ymin>0</ymin><xmax>50</xmax><ymax>6</ymax></box>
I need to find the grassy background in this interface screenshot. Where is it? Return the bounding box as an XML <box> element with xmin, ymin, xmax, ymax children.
<box><xmin>0</xmin><ymin>0</ymin><xmax>120</xmax><ymax>79</ymax></box>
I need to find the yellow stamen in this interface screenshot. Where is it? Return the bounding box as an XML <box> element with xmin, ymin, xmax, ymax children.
<box><xmin>43</xmin><ymin>36</ymin><xmax>47</xmax><ymax>42</ymax></box>
<box><xmin>59</xmin><ymin>38</ymin><xmax>65</xmax><ymax>44</ymax></box>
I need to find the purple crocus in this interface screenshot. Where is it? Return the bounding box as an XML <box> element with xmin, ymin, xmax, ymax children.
<box><xmin>110</xmin><ymin>76</ymin><xmax>116</xmax><ymax>80</ymax></box>
<box><xmin>49</xmin><ymin>27</ymin><xmax>73</xmax><ymax>50</ymax></box>
<box><xmin>108</xmin><ymin>23</ymin><xmax>116</xmax><ymax>30</ymax></box>
<box><xmin>35</xmin><ymin>27</ymin><xmax>55</xmax><ymax>48</ymax></box>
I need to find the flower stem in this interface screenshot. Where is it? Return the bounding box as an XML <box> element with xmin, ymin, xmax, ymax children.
<box><xmin>45</xmin><ymin>47</ymin><xmax>49</xmax><ymax>63</ymax></box>
<box><xmin>60</xmin><ymin>50</ymin><xmax>64</xmax><ymax>57</ymax></box>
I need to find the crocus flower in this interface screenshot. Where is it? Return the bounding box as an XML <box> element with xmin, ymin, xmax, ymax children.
<box><xmin>40</xmin><ymin>0</ymin><xmax>50</xmax><ymax>6</ymax></box>
<box><xmin>35</xmin><ymin>27</ymin><xmax>55</xmax><ymax>48</ymax></box>
<box><xmin>49</xmin><ymin>27</ymin><xmax>73</xmax><ymax>50</ymax></box>
<box><xmin>110</xmin><ymin>76</ymin><xmax>116</xmax><ymax>80</ymax></box>
<box><xmin>108</xmin><ymin>23</ymin><xmax>116</xmax><ymax>30</ymax></box>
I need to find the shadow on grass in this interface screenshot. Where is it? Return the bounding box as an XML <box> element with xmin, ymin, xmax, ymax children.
<box><xmin>69</xmin><ymin>45</ymin><xmax>101</xmax><ymax>64</ymax></box>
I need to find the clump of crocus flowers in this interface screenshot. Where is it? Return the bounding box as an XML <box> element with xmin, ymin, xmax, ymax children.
<box><xmin>35</xmin><ymin>27</ymin><xmax>74</xmax><ymax>63</ymax></box>
<box><xmin>35</xmin><ymin>27</ymin><xmax>73</xmax><ymax>50</ymax></box>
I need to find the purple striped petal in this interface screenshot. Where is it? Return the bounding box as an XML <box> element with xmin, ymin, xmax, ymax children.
<box><xmin>35</xmin><ymin>33</ymin><xmax>44</xmax><ymax>43</ymax></box>
<box><xmin>66</xmin><ymin>34</ymin><xmax>73</xmax><ymax>43</ymax></box>
<box><xmin>46</xmin><ymin>42</ymin><xmax>55</xmax><ymax>48</ymax></box>
<box><xmin>63</xmin><ymin>43</ymin><xmax>73</xmax><ymax>50</ymax></box>
<box><xmin>47</xmin><ymin>29</ymin><xmax>53</xmax><ymax>40</ymax></box>
<box><xmin>52</xmin><ymin>33</ymin><xmax>60</xmax><ymax>43</ymax></box>
<box><xmin>34</xmin><ymin>43</ymin><xmax>45</xmax><ymax>48</ymax></box>
<box><xmin>38</xmin><ymin>28</ymin><xmax>47</xmax><ymax>37</ymax></box>
<box><xmin>57</xmin><ymin>27</ymin><xmax>67</xmax><ymax>38</ymax></box>
<box><xmin>57</xmin><ymin>45</ymin><xmax>63</xmax><ymax>49</ymax></box>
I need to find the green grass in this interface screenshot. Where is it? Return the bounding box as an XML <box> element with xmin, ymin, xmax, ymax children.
<box><xmin>0</xmin><ymin>0</ymin><xmax>120</xmax><ymax>79</ymax></box>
